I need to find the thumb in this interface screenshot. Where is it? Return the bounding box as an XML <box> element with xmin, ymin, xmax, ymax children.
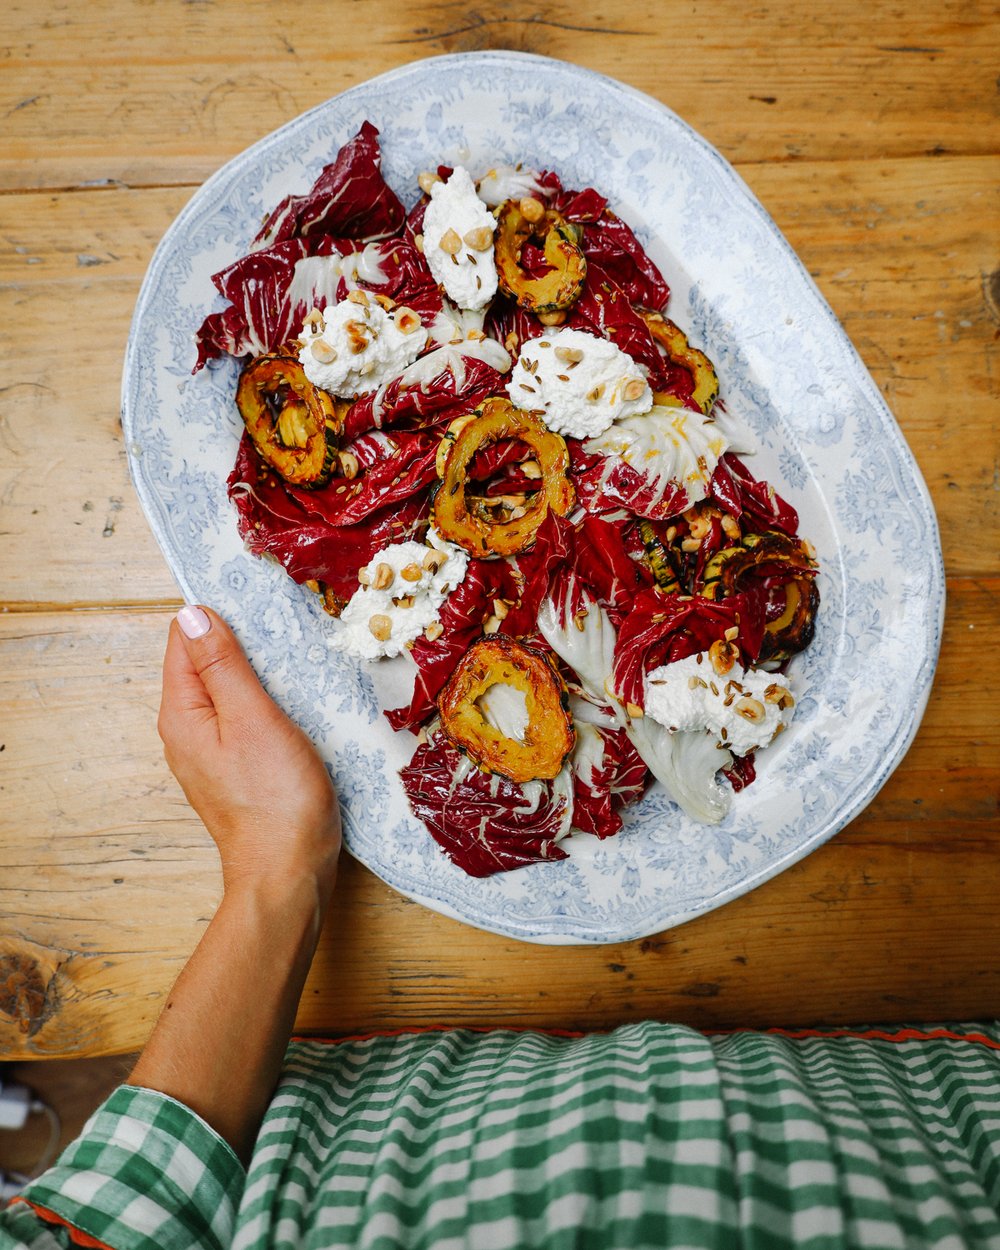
<box><xmin>171</xmin><ymin>604</ymin><xmax>272</xmax><ymax>726</ymax></box>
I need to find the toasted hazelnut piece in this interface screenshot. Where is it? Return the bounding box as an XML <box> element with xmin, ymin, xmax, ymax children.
<box><xmin>521</xmin><ymin>459</ymin><xmax>542</xmax><ymax>480</ymax></box>
<box><xmin>357</xmin><ymin>567</ymin><xmax>371</xmax><ymax>587</ymax></box>
<box><xmin>721</xmin><ymin>513</ymin><xmax>741</xmax><ymax>541</ymax></box>
<box><xmin>369</xmin><ymin>614</ymin><xmax>393</xmax><ymax>641</ymax></box>
<box><xmin>422</xmin><ymin>549</ymin><xmax>448</xmax><ymax>573</ymax></box>
<box><xmin>393</xmin><ymin>594</ymin><xmax>415</xmax><ymax>609</ymax></box>
<box><xmin>401</xmin><ymin>563</ymin><xmax>423</xmax><ymax>582</ymax></box>
<box><xmin>504</xmin><ymin>330</ymin><xmax>520</xmax><ymax>353</ymax></box>
<box><xmin>338</xmin><ymin>451</ymin><xmax>359</xmax><ymax>481</ymax></box>
<box><xmin>491</xmin><ymin>598</ymin><xmax>510</xmax><ymax>620</ymax></box>
<box><xmin>681</xmin><ymin>537</ymin><xmax>701</xmax><ymax>553</ymax></box>
<box><xmin>438</xmin><ymin>228</ymin><xmax>462</xmax><ymax>255</ymax></box>
<box><xmin>304</xmin><ymin>578</ymin><xmax>321</xmax><ymax>593</ymax></box>
<box><xmin>310</xmin><ymin>338</ymin><xmax>338</xmax><ymax>364</ymax></box>
<box><xmin>554</xmin><ymin>346</ymin><xmax>584</xmax><ymax>365</ymax></box>
<box><xmin>763</xmin><ymin>683</ymin><xmax>785</xmax><ymax>705</ymax></box>
<box><xmin>464</xmin><ymin>225</ymin><xmax>494</xmax><ymax>252</ymax></box>
<box><xmin>537</xmin><ymin>309</ymin><xmax>567</xmax><ymax>327</ymax></box>
<box><xmin>778</xmin><ymin>691</ymin><xmax>796</xmax><ymax>711</ymax></box>
<box><xmin>623</xmin><ymin>377</ymin><xmax>647</xmax><ymax>402</ymax></box>
<box><xmin>519</xmin><ymin>196</ymin><xmax>545</xmax><ymax>223</ymax></box>
<box><xmin>418</xmin><ymin>170</ymin><xmax>441</xmax><ymax>194</ymax></box>
<box><xmin>346</xmin><ymin>289</ymin><xmax>370</xmax><ymax>307</ymax></box>
<box><xmin>303</xmin><ymin>307</ymin><xmax>325</xmax><ymax>332</ymax></box>
<box><xmin>371</xmin><ymin>562</ymin><xmax>394</xmax><ymax>591</ymax></box>
<box><xmin>372</xmin><ymin>293</ymin><xmax>396</xmax><ymax>311</ymax></box>
<box><xmin>424</xmin><ymin>619</ymin><xmax>444</xmax><ymax>641</ymax></box>
<box><xmin>734</xmin><ymin>696</ymin><xmax>766</xmax><ymax>723</ymax></box>
<box><xmin>709</xmin><ymin>638</ymin><xmax>739</xmax><ymax>677</ymax></box>
<box><xmin>724</xmin><ymin>625</ymin><xmax>740</xmax><ymax>642</ymax></box>
<box><xmin>625</xmin><ymin>701</ymin><xmax>644</xmax><ymax>719</ymax></box>
<box><xmin>413</xmin><ymin>232</ymin><xmax>425</xmax><ymax>254</ymax></box>
<box><xmin>394</xmin><ymin>306</ymin><xmax>421</xmax><ymax>335</ymax></box>
<box><xmin>483</xmin><ymin>613</ymin><xmax>502</xmax><ymax>635</ymax></box>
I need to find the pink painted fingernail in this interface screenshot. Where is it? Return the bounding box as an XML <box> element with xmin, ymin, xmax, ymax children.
<box><xmin>176</xmin><ymin>604</ymin><xmax>211</xmax><ymax>639</ymax></box>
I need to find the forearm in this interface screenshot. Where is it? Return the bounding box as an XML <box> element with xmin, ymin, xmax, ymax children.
<box><xmin>127</xmin><ymin>866</ymin><xmax>334</xmax><ymax>1164</ymax></box>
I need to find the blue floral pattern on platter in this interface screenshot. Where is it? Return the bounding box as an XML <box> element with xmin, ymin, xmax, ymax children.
<box><xmin>121</xmin><ymin>52</ymin><xmax>944</xmax><ymax>945</ymax></box>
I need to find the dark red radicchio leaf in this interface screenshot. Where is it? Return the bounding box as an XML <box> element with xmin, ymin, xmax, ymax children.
<box><xmin>195</xmin><ymin>237</ymin><xmax>439</xmax><ymax>371</ymax></box>
<box><xmin>253</xmin><ymin>121</ymin><xmax>406</xmax><ymax>250</ymax></box>
<box><xmin>569</xmin><ymin>439</ymin><xmax>693</xmax><ymax>523</ymax></box>
<box><xmin>288</xmin><ymin>429</ymin><xmax>440</xmax><ymax>528</ymax></box>
<box><xmin>610</xmin><ymin>586</ymin><xmax>765</xmax><ymax>711</ymax></box>
<box><xmin>548</xmin><ymin>188</ymin><xmax>671</xmax><ymax>312</ymax></box>
<box><xmin>569</xmin><ymin>512</ymin><xmax>653</xmax><ymax>619</ymax></box>
<box><xmin>710</xmin><ymin>454</ymin><xmax>800</xmax><ymax>536</ymax></box>
<box><xmin>723</xmin><ymin>752</ymin><xmax>757</xmax><ymax>793</ymax></box>
<box><xmin>227</xmin><ymin>433</ymin><xmax>428</xmax><ymax>604</ymax></box>
<box><xmin>571</xmin><ymin>725</ymin><xmax>648</xmax><ymax>839</ymax></box>
<box><xmin>343</xmin><ymin>354</ymin><xmax>507</xmax><ymax>441</ymax></box>
<box><xmin>400</xmin><ymin>731</ymin><xmax>571</xmax><ymax>876</ymax></box>
<box><xmin>384</xmin><ymin>559</ymin><xmax>500</xmax><ymax>732</ymax></box>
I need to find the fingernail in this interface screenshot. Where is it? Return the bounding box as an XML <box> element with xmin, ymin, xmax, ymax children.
<box><xmin>176</xmin><ymin>604</ymin><xmax>211</xmax><ymax>639</ymax></box>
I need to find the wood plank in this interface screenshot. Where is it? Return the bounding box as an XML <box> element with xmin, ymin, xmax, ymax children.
<box><xmin>2</xmin><ymin>156</ymin><xmax>995</xmax><ymax>606</ymax></box>
<box><xmin>0</xmin><ymin>585</ymin><xmax>996</xmax><ymax>1057</ymax></box>
<box><xmin>1</xmin><ymin>2</ymin><xmax>997</xmax><ymax>192</ymax></box>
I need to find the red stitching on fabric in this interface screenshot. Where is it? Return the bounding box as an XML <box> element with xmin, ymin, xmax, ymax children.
<box><xmin>13</xmin><ymin>1198</ymin><xmax>116</xmax><ymax>1250</ymax></box>
<box><xmin>292</xmin><ymin>1023</ymin><xmax>1000</xmax><ymax>1051</ymax></box>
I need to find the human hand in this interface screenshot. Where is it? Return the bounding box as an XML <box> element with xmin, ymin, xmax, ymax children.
<box><xmin>158</xmin><ymin>605</ymin><xmax>342</xmax><ymax>900</ymax></box>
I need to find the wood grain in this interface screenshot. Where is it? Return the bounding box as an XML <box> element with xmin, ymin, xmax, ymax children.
<box><xmin>1</xmin><ymin>0</ymin><xmax>998</xmax><ymax>1058</ymax></box>
<box><xmin>1</xmin><ymin>586</ymin><xmax>997</xmax><ymax>1057</ymax></box>
<box><xmin>2</xmin><ymin>1</ymin><xmax>997</xmax><ymax>191</ymax></box>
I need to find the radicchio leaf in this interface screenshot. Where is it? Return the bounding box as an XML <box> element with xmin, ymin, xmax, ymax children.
<box><xmin>400</xmin><ymin>730</ymin><xmax>573</xmax><ymax>877</ymax></box>
<box><xmin>710</xmin><ymin>453</ymin><xmax>800</xmax><ymax>535</ymax></box>
<box><xmin>570</xmin><ymin>723</ymin><xmax>648</xmax><ymax>839</ymax></box>
<box><xmin>611</xmin><ymin>587</ymin><xmax>765</xmax><ymax>710</ymax></box>
<box><xmin>253</xmin><ymin>121</ymin><xmax>405</xmax><ymax>249</ymax></box>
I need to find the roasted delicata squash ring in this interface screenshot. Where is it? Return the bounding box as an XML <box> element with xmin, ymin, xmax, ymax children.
<box><xmin>701</xmin><ymin>531</ymin><xmax>820</xmax><ymax>661</ymax></box>
<box><xmin>236</xmin><ymin>351</ymin><xmax>342</xmax><ymax>489</ymax></box>
<box><xmin>432</xmin><ymin>397</ymin><xmax>575</xmax><ymax>557</ymax></box>
<box><xmin>641</xmin><ymin>310</ymin><xmax>720</xmax><ymax>415</ymax></box>
<box><xmin>639</xmin><ymin>519</ymin><xmax>683</xmax><ymax>593</ymax></box>
<box><xmin>494</xmin><ymin>198</ymin><xmax>587</xmax><ymax>315</ymax></box>
<box><xmin>438</xmin><ymin>636</ymin><xmax>575</xmax><ymax>782</ymax></box>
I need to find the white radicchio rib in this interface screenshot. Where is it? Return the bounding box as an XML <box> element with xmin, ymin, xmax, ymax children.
<box><xmin>537</xmin><ymin>574</ymin><xmax>733</xmax><ymax>825</ymax></box>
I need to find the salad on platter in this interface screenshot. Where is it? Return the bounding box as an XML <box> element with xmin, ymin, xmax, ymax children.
<box><xmin>195</xmin><ymin>122</ymin><xmax>820</xmax><ymax>878</ymax></box>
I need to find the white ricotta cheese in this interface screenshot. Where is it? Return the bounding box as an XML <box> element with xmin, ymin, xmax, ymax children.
<box><xmin>643</xmin><ymin>652</ymin><xmax>795</xmax><ymax>757</ymax></box>
<box><xmin>584</xmin><ymin>404</ymin><xmax>729</xmax><ymax>508</ymax></box>
<box><xmin>506</xmin><ymin>328</ymin><xmax>653</xmax><ymax>439</ymax></box>
<box><xmin>328</xmin><ymin>530</ymin><xmax>468</xmax><ymax>662</ymax></box>
<box><xmin>422</xmin><ymin>167</ymin><xmax>499</xmax><ymax>311</ymax></box>
<box><xmin>298</xmin><ymin>294</ymin><xmax>427</xmax><ymax>398</ymax></box>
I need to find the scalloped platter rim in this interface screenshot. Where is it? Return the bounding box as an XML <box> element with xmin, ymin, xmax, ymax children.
<box><xmin>122</xmin><ymin>51</ymin><xmax>944</xmax><ymax>945</ymax></box>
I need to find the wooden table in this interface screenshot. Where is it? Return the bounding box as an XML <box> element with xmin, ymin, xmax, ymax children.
<box><xmin>2</xmin><ymin>2</ymin><xmax>998</xmax><ymax>1060</ymax></box>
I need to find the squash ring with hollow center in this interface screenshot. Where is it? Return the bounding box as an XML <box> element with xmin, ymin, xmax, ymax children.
<box><xmin>438</xmin><ymin>636</ymin><xmax>575</xmax><ymax>783</ymax></box>
<box><xmin>432</xmin><ymin>397</ymin><xmax>575</xmax><ymax>557</ymax></box>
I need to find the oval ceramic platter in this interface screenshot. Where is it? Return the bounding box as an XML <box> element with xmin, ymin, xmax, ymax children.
<box><xmin>122</xmin><ymin>51</ymin><xmax>944</xmax><ymax>944</ymax></box>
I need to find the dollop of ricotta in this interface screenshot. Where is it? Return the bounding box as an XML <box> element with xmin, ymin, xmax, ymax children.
<box><xmin>298</xmin><ymin>294</ymin><xmax>427</xmax><ymax>397</ymax></box>
<box><xmin>643</xmin><ymin>653</ymin><xmax>795</xmax><ymax>757</ymax></box>
<box><xmin>584</xmin><ymin>404</ymin><xmax>729</xmax><ymax>507</ymax></box>
<box><xmin>506</xmin><ymin>328</ymin><xmax>653</xmax><ymax>439</ymax></box>
<box><xmin>328</xmin><ymin>530</ymin><xmax>468</xmax><ymax>662</ymax></box>
<box><xmin>422</xmin><ymin>167</ymin><xmax>498</xmax><ymax>311</ymax></box>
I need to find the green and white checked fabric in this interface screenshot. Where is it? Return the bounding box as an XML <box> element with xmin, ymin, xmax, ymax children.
<box><xmin>9</xmin><ymin>1085</ymin><xmax>243</xmax><ymax>1250</ymax></box>
<box><xmin>3</xmin><ymin>1022</ymin><xmax>999</xmax><ymax>1250</ymax></box>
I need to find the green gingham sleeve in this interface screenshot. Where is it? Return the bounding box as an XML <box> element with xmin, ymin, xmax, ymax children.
<box><xmin>8</xmin><ymin>1086</ymin><xmax>244</xmax><ymax>1250</ymax></box>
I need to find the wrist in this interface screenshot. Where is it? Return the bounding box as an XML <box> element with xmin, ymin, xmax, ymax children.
<box><xmin>220</xmin><ymin>853</ymin><xmax>338</xmax><ymax>943</ymax></box>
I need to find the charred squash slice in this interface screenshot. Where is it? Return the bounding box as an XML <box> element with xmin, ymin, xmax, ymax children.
<box><xmin>494</xmin><ymin>199</ymin><xmax>587</xmax><ymax>315</ymax></box>
<box><xmin>432</xmin><ymin>397</ymin><xmax>575</xmax><ymax>557</ymax></box>
<box><xmin>701</xmin><ymin>531</ymin><xmax>819</xmax><ymax>661</ymax></box>
<box><xmin>641</xmin><ymin>310</ymin><xmax>719</xmax><ymax>415</ymax></box>
<box><xmin>438</xmin><ymin>636</ymin><xmax>575</xmax><ymax>782</ymax></box>
<box><xmin>236</xmin><ymin>351</ymin><xmax>342</xmax><ymax>489</ymax></box>
<box><xmin>639</xmin><ymin>519</ymin><xmax>683</xmax><ymax>593</ymax></box>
